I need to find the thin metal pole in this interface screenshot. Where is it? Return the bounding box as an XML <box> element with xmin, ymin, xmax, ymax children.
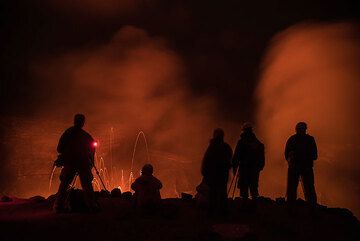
<box><xmin>93</xmin><ymin>165</ymin><xmax>108</xmax><ymax>192</ymax></box>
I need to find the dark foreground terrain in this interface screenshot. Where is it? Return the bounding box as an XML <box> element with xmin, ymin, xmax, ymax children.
<box><xmin>0</xmin><ymin>194</ymin><xmax>359</xmax><ymax>241</ymax></box>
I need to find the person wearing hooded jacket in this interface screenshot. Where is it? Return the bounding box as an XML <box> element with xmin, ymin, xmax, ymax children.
<box><xmin>201</xmin><ymin>128</ymin><xmax>233</xmax><ymax>215</ymax></box>
<box><xmin>232</xmin><ymin>123</ymin><xmax>265</xmax><ymax>200</ymax></box>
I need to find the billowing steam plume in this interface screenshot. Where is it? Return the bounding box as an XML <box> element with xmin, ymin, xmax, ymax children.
<box><xmin>4</xmin><ymin>26</ymin><xmax>216</xmax><ymax>197</ymax></box>
<box><xmin>256</xmin><ymin>22</ymin><xmax>360</xmax><ymax>216</ymax></box>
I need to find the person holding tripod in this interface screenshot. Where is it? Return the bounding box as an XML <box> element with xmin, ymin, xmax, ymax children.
<box><xmin>232</xmin><ymin>123</ymin><xmax>265</xmax><ymax>203</ymax></box>
<box><xmin>53</xmin><ymin>114</ymin><xmax>99</xmax><ymax>213</ymax></box>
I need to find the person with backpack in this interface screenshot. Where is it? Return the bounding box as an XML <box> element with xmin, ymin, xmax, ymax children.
<box><xmin>232</xmin><ymin>123</ymin><xmax>265</xmax><ymax>200</ymax></box>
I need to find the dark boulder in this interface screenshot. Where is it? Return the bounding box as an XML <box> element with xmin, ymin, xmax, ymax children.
<box><xmin>275</xmin><ymin>197</ymin><xmax>286</xmax><ymax>205</ymax></box>
<box><xmin>181</xmin><ymin>192</ymin><xmax>193</xmax><ymax>201</ymax></box>
<box><xmin>29</xmin><ymin>195</ymin><xmax>46</xmax><ymax>203</ymax></box>
<box><xmin>121</xmin><ymin>191</ymin><xmax>133</xmax><ymax>201</ymax></box>
<box><xmin>47</xmin><ymin>194</ymin><xmax>57</xmax><ymax>203</ymax></box>
<box><xmin>0</xmin><ymin>195</ymin><xmax>13</xmax><ymax>202</ymax></box>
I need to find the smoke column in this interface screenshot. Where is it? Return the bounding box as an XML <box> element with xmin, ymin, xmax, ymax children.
<box><xmin>3</xmin><ymin>26</ymin><xmax>216</xmax><ymax>198</ymax></box>
<box><xmin>256</xmin><ymin>22</ymin><xmax>360</xmax><ymax>216</ymax></box>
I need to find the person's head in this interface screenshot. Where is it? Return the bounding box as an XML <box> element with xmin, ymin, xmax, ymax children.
<box><xmin>141</xmin><ymin>164</ymin><xmax>154</xmax><ymax>175</ymax></box>
<box><xmin>213</xmin><ymin>128</ymin><xmax>224</xmax><ymax>140</ymax></box>
<box><xmin>74</xmin><ymin>114</ymin><xmax>85</xmax><ymax>128</ymax></box>
<box><xmin>295</xmin><ymin>122</ymin><xmax>307</xmax><ymax>135</ymax></box>
<box><xmin>242</xmin><ymin>122</ymin><xmax>253</xmax><ymax>132</ymax></box>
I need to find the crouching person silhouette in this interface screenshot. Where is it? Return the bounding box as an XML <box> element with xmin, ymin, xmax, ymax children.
<box><xmin>201</xmin><ymin>128</ymin><xmax>233</xmax><ymax>216</ymax></box>
<box><xmin>131</xmin><ymin>164</ymin><xmax>162</xmax><ymax>211</ymax></box>
<box><xmin>53</xmin><ymin>114</ymin><xmax>99</xmax><ymax>213</ymax></box>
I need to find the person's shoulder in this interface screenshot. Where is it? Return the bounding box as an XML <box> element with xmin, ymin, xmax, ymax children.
<box><xmin>286</xmin><ymin>134</ymin><xmax>297</xmax><ymax>144</ymax></box>
<box><xmin>253</xmin><ymin>135</ymin><xmax>264</xmax><ymax>145</ymax></box>
<box><xmin>63</xmin><ymin>127</ymin><xmax>75</xmax><ymax>135</ymax></box>
<box><xmin>81</xmin><ymin>129</ymin><xmax>94</xmax><ymax>139</ymax></box>
<box><xmin>152</xmin><ymin>175</ymin><xmax>162</xmax><ymax>182</ymax></box>
<box><xmin>224</xmin><ymin>142</ymin><xmax>232</xmax><ymax>148</ymax></box>
<box><xmin>133</xmin><ymin>176</ymin><xmax>143</xmax><ymax>183</ymax></box>
<box><xmin>306</xmin><ymin>134</ymin><xmax>315</xmax><ymax>141</ymax></box>
<box><xmin>237</xmin><ymin>137</ymin><xmax>246</xmax><ymax>145</ymax></box>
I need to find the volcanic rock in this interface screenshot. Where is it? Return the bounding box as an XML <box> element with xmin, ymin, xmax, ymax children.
<box><xmin>0</xmin><ymin>195</ymin><xmax>13</xmax><ymax>202</ymax></box>
<box><xmin>121</xmin><ymin>191</ymin><xmax>132</xmax><ymax>201</ymax></box>
<box><xmin>29</xmin><ymin>195</ymin><xmax>46</xmax><ymax>203</ymax></box>
<box><xmin>181</xmin><ymin>192</ymin><xmax>193</xmax><ymax>201</ymax></box>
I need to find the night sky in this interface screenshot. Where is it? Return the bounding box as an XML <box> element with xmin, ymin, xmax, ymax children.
<box><xmin>1</xmin><ymin>0</ymin><xmax>358</xmax><ymax>118</ymax></box>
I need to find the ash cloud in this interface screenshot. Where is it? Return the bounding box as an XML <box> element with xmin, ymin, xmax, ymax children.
<box><xmin>4</xmin><ymin>26</ymin><xmax>217</xmax><ymax>197</ymax></box>
<box><xmin>256</xmin><ymin>22</ymin><xmax>360</xmax><ymax>216</ymax></box>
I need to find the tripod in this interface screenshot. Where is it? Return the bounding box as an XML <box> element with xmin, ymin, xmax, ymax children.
<box><xmin>93</xmin><ymin>165</ymin><xmax>108</xmax><ymax>192</ymax></box>
<box><xmin>228</xmin><ymin>167</ymin><xmax>239</xmax><ymax>199</ymax></box>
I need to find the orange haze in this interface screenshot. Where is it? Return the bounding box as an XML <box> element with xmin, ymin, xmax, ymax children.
<box><xmin>5</xmin><ymin>26</ymin><xmax>217</xmax><ymax>198</ymax></box>
<box><xmin>256</xmin><ymin>22</ymin><xmax>360</xmax><ymax>217</ymax></box>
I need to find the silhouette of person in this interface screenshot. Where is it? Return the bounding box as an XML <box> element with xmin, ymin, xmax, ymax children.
<box><xmin>285</xmin><ymin>122</ymin><xmax>318</xmax><ymax>204</ymax></box>
<box><xmin>53</xmin><ymin>114</ymin><xmax>98</xmax><ymax>213</ymax></box>
<box><xmin>232</xmin><ymin>123</ymin><xmax>265</xmax><ymax>200</ymax></box>
<box><xmin>201</xmin><ymin>128</ymin><xmax>233</xmax><ymax>215</ymax></box>
<box><xmin>131</xmin><ymin>164</ymin><xmax>162</xmax><ymax>210</ymax></box>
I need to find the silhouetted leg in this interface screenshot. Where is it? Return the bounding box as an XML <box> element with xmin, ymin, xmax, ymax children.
<box><xmin>219</xmin><ymin>184</ymin><xmax>228</xmax><ymax>215</ymax></box>
<box><xmin>78</xmin><ymin>167</ymin><xmax>98</xmax><ymax>211</ymax></box>
<box><xmin>286</xmin><ymin>167</ymin><xmax>300</xmax><ymax>203</ymax></box>
<box><xmin>208</xmin><ymin>185</ymin><xmax>218</xmax><ymax>215</ymax></box>
<box><xmin>239</xmin><ymin>170</ymin><xmax>249</xmax><ymax>199</ymax></box>
<box><xmin>54</xmin><ymin>166</ymin><xmax>76</xmax><ymax>212</ymax></box>
<box><xmin>249</xmin><ymin>171</ymin><xmax>260</xmax><ymax>199</ymax></box>
<box><xmin>301</xmin><ymin>168</ymin><xmax>317</xmax><ymax>204</ymax></box>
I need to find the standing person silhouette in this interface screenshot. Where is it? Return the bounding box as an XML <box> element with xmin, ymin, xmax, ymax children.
<box><xmin>201</xmin><ymin>128</ymin><xmax>233</xmax><ymax>216</ymax></box>
<box><xmin>232</xmin><ymin>123</ymin><xmax>265</xmax><ymax>201</ymax></box>
<box><xmin>53</xmin><ymin>114</ymin><xmax>98</xmax><ymax>213</ymax></box>
<box><xmin>285</xmin><ymin>122</ymin><xmax>318</xmax><ymax>205</ymax></box>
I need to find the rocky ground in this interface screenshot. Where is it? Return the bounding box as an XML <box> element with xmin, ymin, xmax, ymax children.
<box><xmin>0</xmin><ymin>193</ymin><xmax>359</xmax><ymax>241</ymax></box>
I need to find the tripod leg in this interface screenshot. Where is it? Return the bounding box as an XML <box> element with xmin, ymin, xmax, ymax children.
<box><xmin>227</xmin><ymin>172</ymin><xmax>236</xmax><ymax>196</ymax></box>
<box><xmin>232</xmin><ymin>172</ymin><xmax>239</xmax><ymax>199</ymax></box>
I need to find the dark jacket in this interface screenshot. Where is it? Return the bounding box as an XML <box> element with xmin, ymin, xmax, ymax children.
<box><xmin>57</xmin><ymin>126</ymin><xmax>95</xmax><ymax>168</ymax></box>
<box><xmin>201</xmin><ymin>138</ymin><xmax>233</xmax><ymax>186</ymax></box>
<box><xmin>285</xmin><ymin>133</ymin><xmax>317</xmax><ymax>168</ymax></box>
<box><xmin>131</xmin><ymin>174</ymin><xmax>162</xmax><ymax>207</ymax></box>
<box><xmin>232</xmin><ymin>131</ymin><xmax>265</xmax><ymax>172</ymax></box>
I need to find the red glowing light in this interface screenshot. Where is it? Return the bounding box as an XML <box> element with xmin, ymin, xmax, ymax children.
<box><xmin>93</xmin><ymin>141</ymin><xmax>98</xmax><ymax>147</ymax></box>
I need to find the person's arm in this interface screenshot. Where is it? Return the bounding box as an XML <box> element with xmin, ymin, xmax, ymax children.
<box><xmin>88</xmin><ymin>134</ymin><xmax>96</xmax><ymax>165</ymax></box>
<box><xmin>311</xmin><ymin>136</ymin><xmax>318</xmax><ymax>161</ymax></box>
<box><xmin>156</xmin><ymin>178</ymin><xmax>163</xmax><ymax>190</ymax></box>
<box><xmin>284</xmin><ymin>138</ymin><xmax>291</xmax><ymax>161</ymax></box>
<box><xmin>131</xmin><ymin>179</ymin><xmax>139</xmax><ymax>192</ymax></box>
<box><xmin>57</xmin><ymin>130</ymin><xmax>69</xmax><ymax>153</ymax></box>
<box><xmin>201</xmin><ymin>145</ymin><xmax>211</xmax><ymax>176</ymax></box>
